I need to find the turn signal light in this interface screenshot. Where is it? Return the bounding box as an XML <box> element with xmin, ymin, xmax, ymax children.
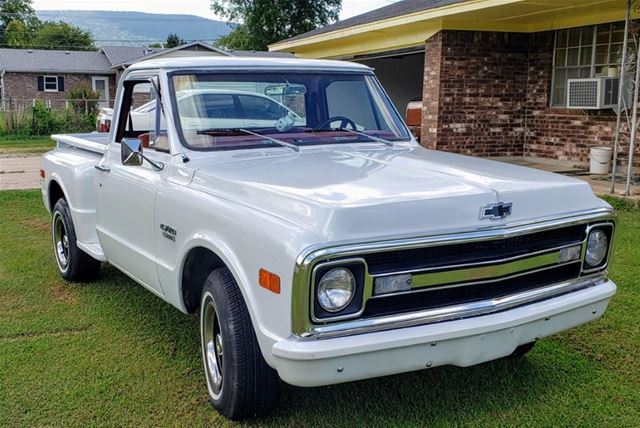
<box><xmin>259</xmin><ymin>269</ymin><xmax>281</xmax><ymax>294</ymax></box>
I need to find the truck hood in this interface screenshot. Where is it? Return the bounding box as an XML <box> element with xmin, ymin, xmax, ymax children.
<box><xmin>190</xmin><ymin>145</ymin><xmax>604</xmax><ymax>242</ymax></box>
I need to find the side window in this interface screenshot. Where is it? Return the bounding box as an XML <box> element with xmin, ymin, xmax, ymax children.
<box><xmin>326</xmin><ymin>80</ymin><xmax>377</xmax><ymax>130</ymax></box>
<box><xmin>237</xmin><ymin>95</ymin><xmax>285</xmax><ymax>120</ymax></box>
<box><xmin>115</xmin><ymin>79</ymin><xmax>169</xmax><ymax>152</ymax></box>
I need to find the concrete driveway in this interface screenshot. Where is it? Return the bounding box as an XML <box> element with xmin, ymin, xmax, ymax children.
<box><xmin>0</xmin><ymin>156</ymin><xmax>42</xmax><ymax>190</ymax></box>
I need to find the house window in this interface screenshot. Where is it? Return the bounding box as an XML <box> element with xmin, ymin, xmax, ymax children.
<box><xmin>44</xmin><ymin>76</ymin><xmax>59</xmax><ymax>92</ymax></box>
<box><xmin>551</xmin><ymin>22</ymin><xmax>625</xmax><ymax>107</ymax></box>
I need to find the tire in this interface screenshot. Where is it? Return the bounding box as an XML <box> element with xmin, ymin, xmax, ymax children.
<box><xmin>200</xmin><ymin>268</ymin><xmax>279</xmax><ymax>420</ymax></box>
<box><xmin>51</xmin><ymin>198</ymin><xmax>101</xmax><ymax>281</ymax></box>
<box><xmin>508</xmin><ymin>342</ymin><xmax>536</xmax><ymax>358</ymax></box>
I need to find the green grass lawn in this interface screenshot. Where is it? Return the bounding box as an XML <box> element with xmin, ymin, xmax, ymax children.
<box><xmin>1</xmin><ymin>190</ymin><xmax>638</xmax><ymax>427</ymax></box>
<box><xmin>0</xmin><ymin>136</ymin><xmax>55</xmax><ymax>155</ymax></box>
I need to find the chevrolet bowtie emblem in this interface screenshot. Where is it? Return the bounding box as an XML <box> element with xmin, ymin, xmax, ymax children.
<box><xmin>480</xmin><ymin>202</ymin><xmax>513</xmax><ymax>220</ymax></box>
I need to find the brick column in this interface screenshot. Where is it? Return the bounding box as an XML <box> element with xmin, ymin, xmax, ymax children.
<box><xmin>420</xmin><ymin>32</ymin><xmax>443</xmax><ymax>149</ymax></box>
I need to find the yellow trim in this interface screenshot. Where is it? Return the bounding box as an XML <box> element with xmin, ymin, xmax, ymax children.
<box><xmin>269</xmin><ymin>0</ymin><xmax>636</xmax><ymax>59</ymax></box>
<box><xmin>270</xmin><ymin>0</ymin><xmax>521</xmax><ymax>51</ymax></box>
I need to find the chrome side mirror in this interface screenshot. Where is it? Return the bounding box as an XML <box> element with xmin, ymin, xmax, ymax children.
<box><xmin>121</xmin><ymin>138</ymin><xmax>143</xmax><ymax>166</ymax></box>
<box><xmin>120</xmin><ymin>138</ymin><xmax>164</xmax><ymax>170</ymax></box>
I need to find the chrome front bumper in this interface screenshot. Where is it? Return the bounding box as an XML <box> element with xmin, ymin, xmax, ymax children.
<box><xmin>273</xmin><ymin>277</ymin><xmax>615</xmax><ymax>387</ymax></box>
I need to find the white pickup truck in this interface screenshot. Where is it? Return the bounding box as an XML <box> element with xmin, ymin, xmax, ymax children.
<box><xmin>42</xmin><ymin>57</ymin><xmax>616</xmax><ymax>420</ymax></box>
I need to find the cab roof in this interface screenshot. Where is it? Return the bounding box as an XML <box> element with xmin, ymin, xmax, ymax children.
<box><xmin>127</xmin><ymin>56</ymin><xmax>372</xmax><ymax>73</ymax></box>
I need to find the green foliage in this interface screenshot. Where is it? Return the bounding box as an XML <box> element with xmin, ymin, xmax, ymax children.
<box><xmin>3</xmin><ymin>19</ymin><xmax>27</xmax><ymax>47</ymax></box>
<box><xmin>165</xmin><ymin>32</ymin><xmax>186</xmax><ymax>48</ymax></box>
<box><xmin>0</xmin><ymin>0</ymin><xmax>39</xmax><ymax>34</ymax></box>
<box><xmin>67</xmin><ymin>84</ymin><xmax>100</xmax><ymax>115</ymax></box>
<box><xmin>31</xmin><ymin>21</ymin><xmax>95</xmax><ymax>50</ymax></box>
<box><xmin>1</xmin><ymin>0</ymin><xmax>94</xmax><ymax>50</ymax></box>
<box><xmin>601</xmin><ymin>195</ymin><xmax>640</xmax><ymax>212</ymax></box>
<box><xmin>212</xmin><ymin>0</ymin><xmax>341</xmax><ymax>51</ymax></box>
<box><xmin>0</xmin><ymin>109</ymin><xmax>31</xmax><ymax>135</ymax></box>
<box><xmin>0</xmin><ymin>102</ymin><xmax>96</xmax><ymax>136</ymax></box>
<box><xmin>29</xmin><ymin>100</ymin><xmax>65</xmax><ymax>135</ymax></box>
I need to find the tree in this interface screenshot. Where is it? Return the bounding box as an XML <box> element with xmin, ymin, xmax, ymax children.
<box><xmin>0</xmin><ymin>0</ymin><xmax>39</xmax><ymax>44</ymax></box>
<box><xmin>31</xmin><ymin>21</ymin><xmax>95</xmax><ymax>50</ymax></box>
<box><xmin>3</xmin><ymin>19</ymin><xmax>27</xmax><ymax>47</ymax></box>
<box><xmin>212</xmin><ymin>0</ymin><xmax>341</xmax><ymax>51</ymax></box>
<box><xmin>165</xmin><ymin>33</ymin><xmax>186</xmax><ymax>48</ymax></box>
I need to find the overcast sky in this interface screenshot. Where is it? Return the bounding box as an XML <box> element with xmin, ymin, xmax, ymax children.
<box><xmin>32</xmin><ymin>0</ymin><xmax>397</xmax><ymax>20</ymax></box>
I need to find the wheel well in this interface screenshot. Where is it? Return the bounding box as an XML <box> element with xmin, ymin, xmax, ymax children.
<box><xmin>48</xmin><ymin>180</ymin><xmax>65</xmax><ymax>210</ymax></box>
<box><xmin>181</xmin><ymin>247</ymin><xmax>227</xmax><ymax>313</ymax></box>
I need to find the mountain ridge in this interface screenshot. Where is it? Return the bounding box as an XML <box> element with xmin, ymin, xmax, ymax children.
<box><xmin>36</xmin><ymin>10</ymin><xmax>232</xmax><ymax>47</ymax></box>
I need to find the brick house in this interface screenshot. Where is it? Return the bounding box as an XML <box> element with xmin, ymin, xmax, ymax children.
<box><xmin>0</xmin><ymin>42</ymin><xmax>292</xmax><ymax>110</ymax></box>
<box><xmin>269</xmin><ymin>0</ymin><xmax>640</xmax><ymax>169</ymax></box>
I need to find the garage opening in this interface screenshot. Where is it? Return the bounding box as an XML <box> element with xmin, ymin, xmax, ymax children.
<box><xmin>353</xmin><ymin>48</ymin><xmax>425</xmax><ymax>139</ymax></box>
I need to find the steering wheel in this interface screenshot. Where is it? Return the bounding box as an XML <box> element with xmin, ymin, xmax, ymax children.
<box><xmin>315</xmin><ymin>116</ymin><xmax>358</xmax><ymax>131</ymax></box>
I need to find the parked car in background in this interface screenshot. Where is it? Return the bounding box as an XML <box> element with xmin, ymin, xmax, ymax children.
<box><xmin>96</xmin><ymin>89</ymin><xmax>304</xmax><ymax>133</ymax></box>
<box><xmin>43</xmin><ymin>56</ymin><xmax>616</xmax><ymax>420</ymax></box>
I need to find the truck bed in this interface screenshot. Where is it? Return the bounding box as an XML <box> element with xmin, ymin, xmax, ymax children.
<box><xmin>51</xmin><ymin>133</ymin><xmax>110</xmax><ymax>154</ymax></box>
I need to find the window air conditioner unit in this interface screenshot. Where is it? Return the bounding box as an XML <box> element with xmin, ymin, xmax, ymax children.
<box><xmin>567</xmin><ymin>77</ymin><xmax>619</xmax><ymax>110</ymax></box>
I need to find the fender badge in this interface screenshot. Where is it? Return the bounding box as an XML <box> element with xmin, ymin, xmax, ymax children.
<box><xmin>480</xmin><ymin>202</ymin><xmax>513</xmax><ymax>220</ymax></box>
<box><xmin>160</xmin><ymin>223</ymin><xmax>177</xmax><ymax>241</ymax></box>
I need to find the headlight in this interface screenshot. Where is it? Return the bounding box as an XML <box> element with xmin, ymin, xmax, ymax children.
<box><xmin>317</xmin><ymin>268</ymin><xmax>355</xmax><ymax>312</ymax></box>
<box><xmin>585</xmin><ymin>229</ymin><xmax>608</xmax><ymax>267</ymax></box>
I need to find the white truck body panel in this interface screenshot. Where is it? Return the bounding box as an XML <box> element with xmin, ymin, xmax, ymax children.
<box><xmin>41</xmin><ymin>56</ymin><xmax>616</xmax><ymax>384</ymax></box>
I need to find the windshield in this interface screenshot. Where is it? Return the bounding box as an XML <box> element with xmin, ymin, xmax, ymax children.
<box><xmin>170</xmin><ymin>72</ymin><xmax>410</xmax><ymax>151</ymax></box>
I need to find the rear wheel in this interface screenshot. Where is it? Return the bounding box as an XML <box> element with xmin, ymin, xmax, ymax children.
<box><xmin>51</xmin><ymin>198</ymin><xmax>101</xmax><ymax>281</ymax></box>
<box><xmin>200</xmin><ymin>268</ymin><xmax>279</xmax><ymax>420</ymax></box>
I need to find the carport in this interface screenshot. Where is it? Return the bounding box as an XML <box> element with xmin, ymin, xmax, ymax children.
<box><xmin>351</xmin><ymin>48</ymin><xmax>425</xmax><ymax>121</ymax></box>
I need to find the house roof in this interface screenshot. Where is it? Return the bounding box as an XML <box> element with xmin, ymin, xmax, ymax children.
<box><xmin>225</xmin><ymin>49</ymin><xmax>295</xmax><ymax>58</ymax></box>
<box><xmin>0</xmin><ymin>48</ymin><xmax>115</xmax><ymax>74</ymax></box>
<box><xmin>100</xmin><ymin>46</ymin><xmax>164</xmax><ymax>68</ymax></box>
<box><xmin>284</xmin><ymin>0</ymin><xmax>464</xmax><ymax>43</ymax></box>
<box><xmin>270</xmin><ymin>0</ymin><xmax>631</xmax><ymax>59</ymax></box>
<box><xmin>111</xmin><ymin>41</ymin><xmax>230</xmax><ymax>67</ymax></box>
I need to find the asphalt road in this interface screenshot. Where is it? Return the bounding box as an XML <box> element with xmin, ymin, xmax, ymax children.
<box><xmin>0</xmin><ymin>156</ymin><xmax>42</xmax><ymax>190</ymax></box>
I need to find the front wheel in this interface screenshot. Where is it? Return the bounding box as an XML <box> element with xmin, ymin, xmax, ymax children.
<box><xmin>200</xmin><ymin>268</ymin><xmax>279</xmax><ymax>420</ymax></box>
<box><xmin>51</xmin><ymin>198</ymin><xmax>101</xmax><ymax>281</ymax></box>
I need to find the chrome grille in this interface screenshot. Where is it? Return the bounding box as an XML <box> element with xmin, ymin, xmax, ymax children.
<box><xmin>292</xmin><ymin>210</ymin><xmax>616</xmax><ymax>339</ymax></box>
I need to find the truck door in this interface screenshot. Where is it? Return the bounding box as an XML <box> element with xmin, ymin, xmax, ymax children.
<box><xmin>95</xmin><ymin>77</ymin><xmax>171</xmax><ymax>295</ymax></box>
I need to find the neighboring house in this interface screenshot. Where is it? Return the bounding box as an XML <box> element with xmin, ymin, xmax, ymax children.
<box><xmin>269</xmin><ymin>0</ymin><xmax>639</xmax><ymax>168</ymax></box>
<box><xmin>0</xmin><ymin>41</ymin><xmax>294</xmax><ymax>110</ymax></box>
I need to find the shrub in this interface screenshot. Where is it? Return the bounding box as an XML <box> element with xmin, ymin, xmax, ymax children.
<box><xmin>30</xmin><ymin>101</ymin><xmax>65</xmax><ymax>135</ymax></box>
<box><xmin>68</xmin><ymin>84</ymin><xmax>100</xmax><ymax>115</ymax></box>
<box><xmin>0</xmin><ymin>109</ymin><xmax>32</xmax><ymax>136</ymax></box>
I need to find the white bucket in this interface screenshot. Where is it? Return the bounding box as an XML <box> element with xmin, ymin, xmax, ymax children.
<box><xmin>590</xmin><ymin>147</ymin><xmax>613</xmax><ymax>175</ymax></box>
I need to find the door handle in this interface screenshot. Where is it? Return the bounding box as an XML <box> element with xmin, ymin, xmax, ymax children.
<box><xmin>94</xmin><ymin>164</ymin><xmax>111</xmax><ymax>173</ymax></box>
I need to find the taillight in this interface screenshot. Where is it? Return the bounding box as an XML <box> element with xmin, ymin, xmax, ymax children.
<box><xmin>99</xmin><ymin>119</ymin><xmax>110</xmax><ymax>133</ymax></box>
<box><xmin>39</xmin><ymin>169</ymin><xmax>45</xmax><ymax>178</ymax></box>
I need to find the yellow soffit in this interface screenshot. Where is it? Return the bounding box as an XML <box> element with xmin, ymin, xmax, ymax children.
<box><xmin>293</xmin><ymin>22</ymin><xmax>442</xmax><ymax>59</ymax></box>
<box><xmin>270</xmin><ymin>0</ymin><xmax>638</xmax><ymax>59</ymax></box>
<box><xmin>269</xmin><ymin>0</ymin><xmax>523</xmax><ymax>53</ymax></box>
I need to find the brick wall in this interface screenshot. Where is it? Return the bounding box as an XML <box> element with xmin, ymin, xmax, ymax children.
<box><xmin>421</xmin><ymin>29</ymin><xmax>639</xmax><ymax>168</ymax></box>
<box><xmin>525</xmin><ymin>32</ymin><xmax>637</xmax><ymax>168</ymax></box>
<box><xmin>422</xmin><ymin>30</ymin><xmax>528</xmax><ymax>157</ymax></box>
<box><xmin>2</xmin><ymin>72</ymin><xmax>116</xmax><ymax>109</ymax></box>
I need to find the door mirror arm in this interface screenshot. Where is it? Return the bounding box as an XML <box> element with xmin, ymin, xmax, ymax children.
<box><xmin>121</xmin><ymin>138</ymin><xmax>164</xmax><ymax>171</ymax></box>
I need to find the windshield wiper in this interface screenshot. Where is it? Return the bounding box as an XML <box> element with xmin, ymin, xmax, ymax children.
<box><xmin>197</xmin><ymin>128</ymin><xmax>299</xmax><ymax>152</ymax></box>
<box><xmin>308</xmin><ymin>128</ymin><xmax>395</xmax><ymax>147</ymax></box>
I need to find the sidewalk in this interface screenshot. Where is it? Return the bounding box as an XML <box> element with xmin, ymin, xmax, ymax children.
<box><xmin>0</xmin><ymin>156</ymin><xmax>42</xmax><ymax>190</ymax></box>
